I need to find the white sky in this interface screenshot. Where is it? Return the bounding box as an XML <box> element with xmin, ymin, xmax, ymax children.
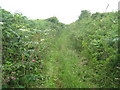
<box><xmin>0</xmin><ymin>0</ymin><xmax>119</xmax><ymax>24</ymax></box>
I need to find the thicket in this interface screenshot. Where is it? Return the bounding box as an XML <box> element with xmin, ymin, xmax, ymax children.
<box><xmin>68</xmin><ymin>11</ymin><xmax>119</xmax><ymax>88</ymax></box>
<box><xmin>1</xmin><ymin>8</ymin><xmax>65</xmax><ymax>88</ymax></box>
<box><xmin>1</xmin><ymin>8</ymin><xmax>120</xmax><ymax>88</ymax></box>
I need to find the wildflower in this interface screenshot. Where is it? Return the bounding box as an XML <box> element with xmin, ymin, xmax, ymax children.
<box><xmin>31</xmin><ymin>59</ymin><xmax>36</xmax><ymax>62</ymax></box>
<box><xmin>0</xmin><ymin>22</ymin><xmax>3</xmax><ymax>25</ymax></box>
<box><xmin>41</xmin><ymin>39</ymin><xmax>45</xmax><ymax>42</ymax></box>
<box><xmin>11</xmin><ymin>77</ymin><xmax>16</xmax><ymax>80</ymax></box>
<box><xmin>19</xmin><ymin>29</ymin><xmax>30</xmax><ymax>32</ymax></box>
<box><xmin>11</xmin><ymin>72</ymin><xmax>16</xmax><ymax>74</ymax></box>
<box><xmin>7</xmin><ymin>77</ymin><xmax>10</xmax><ymax>79</ymax></box>
<box><xmin>34</xmin><ymin>42</ymin><xmax>39</xmax><ymax>44</ymax></box>
<box><xmin>45</xmin><ymin>33</ymin><xmax>48</xmax><ymax>35</ymax></box>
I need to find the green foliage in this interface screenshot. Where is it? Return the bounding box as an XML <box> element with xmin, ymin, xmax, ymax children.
<box><xmin>79</xmin><ymin>10</ymin><xmax>91</xmax><ymax>20</ymax></box>
<box><xmin>1</xmin><ymin>8</ymin><xmax>64</xmax><ymax>88</ymax></box>
<box><xmin>69</xmin><ymin>11</ymin><xmax>119</xmax><ymax>88</ymax></box>
<box><xmin>1</xmin><ymin>8</ymin><xmax>119</xmax><ymax>88</ymax></box>
<box><xmin>46</xmin><ymin>17</ymin><xmax>59</xmax><ymax>24</ymax></box>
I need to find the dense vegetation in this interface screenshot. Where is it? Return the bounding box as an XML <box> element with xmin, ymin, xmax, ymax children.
<box><xmin>1</xmin><ymin>8</ymin><xmax>119</xmax><ymax>88</ymax></box>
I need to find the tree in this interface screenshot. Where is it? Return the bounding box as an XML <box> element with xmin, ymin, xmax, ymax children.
<box><xmin>46</xmin><ymin>17</ymin><xmax>59</xmax><ymax>24</ymax></box>
<box><xmin>79</xmin><ymin>10</ymin><xmax>91</xmax><ymax>20</ymax></box>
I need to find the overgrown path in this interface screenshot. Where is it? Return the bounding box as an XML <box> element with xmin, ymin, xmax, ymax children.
<box><xmin>43</xmin><ymin>30</ymin><xmax>97</xmax><ymax>88</ymax></box>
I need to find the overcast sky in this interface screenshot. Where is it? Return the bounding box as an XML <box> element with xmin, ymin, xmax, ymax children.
<box><xmin>0</xmin><ymin>0</ymin><xmax>119</xmax><ymax>24</ymax></box>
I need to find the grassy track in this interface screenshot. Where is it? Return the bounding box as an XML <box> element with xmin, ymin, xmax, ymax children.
<box><xmin>43</xmin><ymin>30</ymin><xmax>98</xmax><ymax>88</ymax></box>
<box><xmin>2</xmin><ymin>9</ymin><xmax>119</xmax><ymax>88</ymax></box>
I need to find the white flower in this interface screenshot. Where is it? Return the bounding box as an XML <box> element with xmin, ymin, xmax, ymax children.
<box><xmin>45</xmin><ymin>33</ymin><xmax>49</xmax><ymax>35</ymax></box>
<box><xmin>19</xmin><ymin>29</ymin><xmax>30</xmax><ymax>32</ymax></box>
<box><xmin>34</xmin><ymin>42</ymin><xmax>39</xmax><ymax>44</ymax></box>
<box><xmin>0</xmin><ymin>22</ymin><xmax>3</xmax><ymax>25</ymax></box>
<box><xmin>25</xmin><ymin>36</ymin><xmax>28</xmax><ymax>38</ymax></box>
<box><xmin>22</xmin><ymin>26</ymin><xmax>26</xmax><ymax>28</ymax></box>
<box><xmin>41</xmin><ymin>39</ymin><xmax>45</xmax><ymax>42</ymax></box>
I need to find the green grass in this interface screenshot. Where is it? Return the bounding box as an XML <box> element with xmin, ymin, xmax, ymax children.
<box><xmin>42</xmin><ymin>30</ymin><xmax>98</xmax><ymax>88</ymax></box>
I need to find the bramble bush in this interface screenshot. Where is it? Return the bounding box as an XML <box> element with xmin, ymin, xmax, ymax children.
<box><xmin>1</xmin><ymin>8</ymin><xmax>119</xmax><ymax>88</ymax></box>
<box><xmin>1</xmin><ymin>8</ymin><xmax>64</xmax><ymax>88</ymax></box>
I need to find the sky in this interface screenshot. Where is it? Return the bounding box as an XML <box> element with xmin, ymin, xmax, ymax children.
<box><xmin>0</xmin><ymin>0</ymin><xmax>119</xmax><ymax>24</ymax></box>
